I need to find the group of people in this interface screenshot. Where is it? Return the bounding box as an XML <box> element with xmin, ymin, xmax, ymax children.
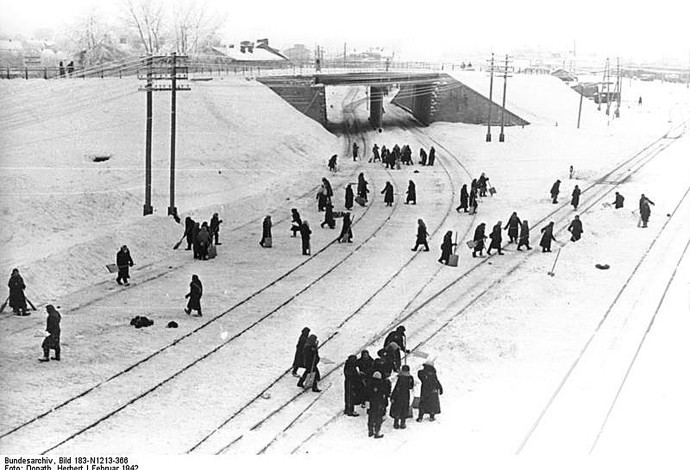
<box><xmin>182</xmin><ymin>213</ymin><xmax>223</xmax><ymax>260</ymax></box>
<box><xmin>455</xmin><ymin>172</ymin><xmax>492</xmax><ymax>215</ymax></box>
<box><xmin>370</xmin><ymin>143</ymin><xmax>437</xmax><ymax>168</ymax></box>
<box><xmin>291</xmin><ymin>325</ymin><xmax>443</xmax><ymax>438</ymax></box>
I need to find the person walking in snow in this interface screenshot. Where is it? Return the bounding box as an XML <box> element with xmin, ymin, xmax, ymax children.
<box><xmin>478</xmin><ymin>173</ymin><xmax>488</xmax><ymax>197</ymax></box>
<box><xmin>328</xmin><ymin>154</ymin><xmax>338</xmax><ymax>172</ymax></box>
<box><xmin>316</xmin><ymin>183</ymin><xmax>328</xmax><ymax>212</ymax></box>
<box><xmin>416</xmin><ymin>362</ymin><xmax>443</xmax><ymax>422</ymax></box>
<box><xmin>337</xmin><ymin>212</ymin><xmax>353</xmax><ymax>243</ymax></box>
<box><xmin>320</xmin><ymin>202</ymin><xmax>336</xmax><ymax>229</ymax></box>
<box><xmin>472</xmin><ymin>223</ymin><xmax>487</xmax><ymax>257</ymax></box>
<box><xmin>419</xmin><ymin>148</ymin><xmax>427</xmax><ymax>166</ymax></box>
<box><xmin>381</xmin><ymin>181</ymin><xmax>394</xmax><ymax>207</ymax></box>
<box><xmin>259</xmin><ymin>216</ymin><xmax>272</xmax><ymax>247</ymax></box>
<box><xmin>183</xmin><ymin>216</ymin><xmax>195</xmax><ymax>250</ymax></box>
<box><xmin>427</xmin><ymin>146</ymin><xmax>436</xmax><ymax>166</ymax></box>
<box><xmin>539</xmin><ymin>221</ymin><xmax>557</xmax><ymax>252</ymax></box>
<box><xmin>405</xmin><ymin>180</ymin><xmax>416</xmax><ymax>205</ymax></box>
<box><xmin>197</xmin><ymin>222</ymin><xmax>211</xmax><ymax>259</ymax></box>
<box><xmin>438</xmin><ymin>230</ymin><xmax>456</xmax><ymax>265</ymax></box>
<box><xmin>456</xmin><ymin>184</ymin><xmax>469</xmax><ymax>213</ymax></box>
<box><xmin>567</xmin><ymin>215</ymin><xmax>584</xmax><ymax>242</ymax></box>
<box><xmin>367</xmin><ymin>371</ymin><xmax>387</xmax><ymax>438</ymax></box>
<box><xmin>116</xmin><ymin>245</ymin><xmax>134</xmax><ymax>285</ymax></box>
<box><xmin>571</xmin><ymin>185</ymin><xmax>581</xmax><ymax>210</ymax></box>
<box><xmin>300</xmin><ymin>220</ymin><xmax>312</xmax><ymax>255</ymax></box>
<box><xmin>210</xmin><ymin>213</ymin><xmax>223</xmax><ymax>245</ymax></box>
<box><xmin>345</xmin><ymin>184</ymin><xmax>354</xmax><ymax>210</ymax></box>
<box><xmin>411</xmin><ymin>219</ymin><xmax>430</xmax><ymax>252</ymax></box>
<box><xmin>550</xmin><ymin>180</ymin><xmax>561</xmax><ymax>204</ymax></box>
<box><xmin>322</xmin><ymin>177</ymin><xmax>333</xmax><ymax>200</ymax></box>
<box><xmin>184</xmin><ymin>274</ymin><xmax>203</xmax><ymax>316</ymax></box>
<box><xmin>290</xmin><ymin>208</ymin><xmax>302</xmax><ymax>237</ymax></box>
<box><xmin>357</xmin><ymin>173</ymin><xmax>369</xmax><ymax>202</ymax></box>
<box><xmin>613</xmin><ymin>192</ymin><xmax>625</xmax><ymax>209</ymax></box>
<box><xmin>639</xmin><ymin>194</ymin><xmax>655</xmax><ymax>228</ymax></box>
<box><xmin>297</xmin><ymin>334</ymin><xmax>322</xmax><ymax>392</ymax></box>
<box><xmin>390</xmin><ymin>365</ymin><xmax>414</xmax><ymax>429</ymax></box>
<box><xmin>517</xmin><ymin>220</ymin><xmax>532</xmax><ymax>251</ymax></box>
<box><xmin>344</xmin><ymin>355</ymin><xmax>363</xmax><ymax>416</ymax></box>
<box><xmin>291</xmin><ymin>327</ymin><xmax>311</xmax><ymax>376</ymax></box>
<box><xmin>192</xmin><ymin>222</ymin><xmax>201</xmax><ymax>259</ymax></box>
<box><xmin>352</xmin><ymin>142</ymin><xmax>359</xmax><ymax>161</ymax></box>
<box><xmin>39</xmin><ymin>304</ymin><xmax>61</xmax><ymax>362</ymax></box>
<box><xmin>504</xmin><ymin>212</ymin><xmax>521</xmax><ymax>243</ymax></box>
<box><xmin>469</xmin><ymin>186</ymin><xmax>479</xmax><ymax>214</ymax></box>
<box><xmin>8</xmin><ymin>268</ymin><xmax>28</xmax><ymax>316</ymax></box>
<box><xmin>372</xmin><ymin>144</ymin><xmax>380</xmax><ymax>162</ymax></box>
<box><xmin>487</xmin><ymin>221</ymin><xmax>504</xmax><ymax>256</ymax></box>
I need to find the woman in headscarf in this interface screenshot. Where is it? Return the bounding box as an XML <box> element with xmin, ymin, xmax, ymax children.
<box><xmin>344</xmin><ymin>355</ymin><xmax>363</xmax><ymax>417</ymax></box>
<box><xmin>39</xmin><ymin>304</ymin><xmax>61</xmax><ymax>362</ymax></box>
<box><xmin>456</xmin><ymin>184</ymin><xmax>469</xmax><ymax>213</ymax></box>
<box><xmin>337</xmin><ymin>212</ymin><xmax>353</xmax><ymax>243</ymax></box>
<box><xmin>411</xmin><ymin>219</ymin><xmax>430</xmax><ymax>252</ymax></box>
<box><xmin>417</xmin><ymin>361</ymin><xmax>443</xmax><ymax>422</ymax></box>
<box><xmin>297</xmin><ymin>334</ymin><xmax>321</xmax><ymax>392</ymax></box>
<box><xmin>299</xmin><ymin>220</ymin><xmax>312</xmax><ymax>255</ymax></box>
<box><xmin>540</xmin><ymin>221</ymin><xmax>557</xmax><ymax>252</ymax></box>
<box><xmin>290</xmin><ymin>209</ymin><xmax>302</xmax><ymax>237</ymax></box>
<box><xmin>381</xmin><ymin>181</ymin><xmax>394</xmax><ymax>207</ymax></box>
<box><xmin>259</xmin><ymin>215</ymin><xmax>272</xmax><ymax>247</ymax></box>
<box><xmin>438</xmin><ymin>230</ymin><xmax>455</xmax><ymax>264</ymax></box>
<box><xmin>184</xmin><ymin>274</ymin><xmax>203</xmax><ymax>316</ymax></box>
<box><xmin>389</xmin><ymin>364</ymin><xmax>414</xmax><ymax>429</ymax></box>
<box><xmin>8</xmin><ymin>268</ymin><xmax>27</xmax><ymax>316</ymax></box>
<box><xmin>291</xmin><ymin>327</ymin><xmax>310</xmax><ymax>376</ymax></box>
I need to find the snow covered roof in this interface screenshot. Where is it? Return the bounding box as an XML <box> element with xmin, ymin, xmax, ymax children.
<box><xmin>211</xmin><ymin>44</ymin><xmax>287</xmax><ymax>62</ymax></box>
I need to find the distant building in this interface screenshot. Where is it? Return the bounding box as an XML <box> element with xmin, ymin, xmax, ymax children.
<box><xmin>551</xmin><ymin>68</ymin><xmax>577</xmax><ymax>82</ymax></box>
<box><xmin>208</xmin><ymin>38</ymin><xmax>288</xmax><ymax>66</ymax></box>
<box><xmin>281</xmin><ymin>44</ymin><xmax>312</xmax><ymax>66</ymax></box>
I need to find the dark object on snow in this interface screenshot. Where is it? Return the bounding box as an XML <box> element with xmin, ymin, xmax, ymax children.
<box><xmin>130</xmin><ymin>315</ymin><xmax>154</xmax><ymax>328</ymax></box>
<box><xmin>39</xmin><ymin>305</ymin><xmax>61</xmax><ymax>361</ymax></box>
<box><xmin>167</xmin><ymin>321</ymin><xmax>179</xmax><ymax>328</ymax></box>
<box><xmin>595</xmin><ymin>264</ymin><xmax>610</xmax><ymax>270</ymax></box>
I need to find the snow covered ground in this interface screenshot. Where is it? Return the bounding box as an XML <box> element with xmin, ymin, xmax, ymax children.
<box><xmin>0</xmin><ymin>72</ymin><xmax>689</xmax><ymax>463</ymax></box>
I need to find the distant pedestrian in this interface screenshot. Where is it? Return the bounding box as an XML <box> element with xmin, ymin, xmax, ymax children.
<box><xmin>316</xmin><ymin>184</ymin><xmax>328</xmax><ymax>211</ymax></box>
<box><xmin>291</xmin><ymin>327</ymin><xmax>310</xmax><ymax>376</ymax></box>
<box><xmin>639</xmin><ymin>194</ymin><xmax>655</xmax><ymax>228</ymax></box>
<box><xmin>416</xmin><ymin>362</ymin><xmax>443</xmax><ymax>422</ymax></box>
<box><xmin>571</xmin><ymin>185</ymin><xmax>581</xmax><ymax>210</ymax></box>
<box><xmin>405</xmin><ymin>180</ymin><xmax>416</xmax><ymax>205</ymax></box>
<box><xmin>290</xmin><ymin>208</ymin><xmax>302</xmax><ymax>237</ymax></box>
<box><xmin>322</xmin><ymin>178</ymin><xmax>333</xmax><ymax>200</ymax></box>
<box><xmin>472</xmin><ymin>223</ymin><xmax>487</xmax><ymax>257</ymax></box>
<box><xmin>411</xmin><ymin>219</ymin><xmax>430</xmax><ymax>252</ymax></box>
<box><xmin>517</xmin><ymin>220</ymin><xmax>532</xmax><ymax>251</ymax></box>
<box><xmin>39</xmin><ymin>305</ymin><xmax>61</xmax><ymax>362</ymax></box>
<box><xmin>352</xmin><ymin>142</ymin><xmax>359</xmax><ymax>161</ymax></box>
<box><xmin>438</xmin><ymin>230</ymin><xmax>456</xmax><ymax>264</ymax></box>
<box><xmin>58</xmin><ymin>61</ymin><xmax>65</xmax><ymax>77</ymax></box>
<box><xmin>469</xmin><ymin>187</ymin><xmax>478</xmax><ymax>214</ymax></box>
<box><xmin>328</xmin><ymin>154</ymin><xmax>338</xmax><ymax>172</ymax></box>
<box><xmin>384</xmin><ymin>326</ymin><xmax>408</xmax><ymax>353</ymax></box>
<box><xmin>567</xmin><ymin>215</ymin><xmax>584</xmax><ymax>242</ymax></box>
<box><xmin>8</xmin><ymin>268</ymin><xmax>28</xmax><ymax>316</ymax></box>
<box><xmin>381</xmin><ymin>182</ymin><xmax>394</xmax><ymax>207</ymax></box>
<box><xmin>550</xmin><ymin>180</ymin><xmax>561</xmax><ymax>204</ymax></box>
<box><xmin>456</xmin><ymin>184</ymin><xmax>469</xmax><ymax>212</ymax></box>
<box><xmin>427</xmin><ymin>147</ymin><xmax>436</xmax><ymax>166</ymax></box>
<box><xmin>321</xmin><ymin>202</ymin><xmax>336</xmax><ymax>229</ymax></box>
<box><xmin>345</xmin><ymin>184</ymin><xmax>354</xmax><ymax>210</ymax></box>
<box><xmin>487</xmin><ymin>221</ymin><xmax>504</xmax><ymax>255</ymax></box>
<box><xmin>367</xmin><ymin>371</ymin><xmax>387</xmax><ymax>438</ymax></box>
<box><xmin>372</xmin><ymin>144</ymin><xmax>380</xmax><ymax>162</ymax></box>
<box><xmin>116</xmin><ymin>245</ymin><xmax>134</xmax><ymax>285</ymax></box>
<box><xmin>613</xmin><ymin>192</ymin><xmax>625</xmax><ymax>209</ymax></box>
<box><xmin>259</xmin><ymin>216</ymin><xmax>272</xmax><ymax>247</ymax></box>
<box><xmin>67</xmin><ymin>61</ymin><xmax>74</xmax><ymax>76</ymax></box>
<box><xmin>184</xmin><ymin>274</ymin><xmax>203</xmax><ymax>316</ymax></box>
<box><xmin>197</xmin><ymin>222</ymin><xmax>211</xmax><ymax>259</ymax></box>
<box><xmin>539</xmin><ymin>221</ymin><xmax>557</xmax><ymax>252</ymax></box>
<box><xmin>390</xmin><ymin>365</ymin><xmax>414</xmax><ymax>429</ymax></box>
<box><xmin>569</xmin><ymin>165</ymin><xmax>574</xmax><ymax>179</ymax></box>
<box><xmin>210</xmin><ymin>213</ymin><xmax>223</xmax><ymax>245</ymax></box>
<box><xmin>419</xmin><ymin>148</ymin><xmax>427</xmax><ymax>166</ymax></box>
<box><xmin>638</xmin><ymin>96</ymin><xmax>642</xmax><ymax>106</ymax></box>
<box><xmin>184</xmin><ymin>216</ymin><xmax>195</xmax><ymax>250</ymax></box>
<box><xmin>478</xmin><ymin>173</ymin><xmax>488</xmax><ymax>197</ymax></box>
<box><xmin>344</xmin><ymin>355</ymin><xmax>363</xmax><ymax>416</ymax></box>
<box><xmin>192</xmin><ymin>222</ymin><xmax>201</xmax><ymax>259</ymax></box>
<box><xmin>297</xmin><ymin>334</ymin><xmax>322</xmax><ymax>392</ymax></box>
<box><xmin>504</xmin><ymin>212</ymin><xmax>521</xmax><ymax>243</ymax></box>
<box><xmin>357</xmin><ymin>173</ymin><xmax>369</xmax><ymax>202</ymax></box>
<box><xmin>300</xmin><ymin>221</ymin><xmax>312</xmax><ymax>255</ymax></box>
<box><xmin>337</xmin><ymin>212</ymin><xmax>353</xmax><ymax>243</ymax></box>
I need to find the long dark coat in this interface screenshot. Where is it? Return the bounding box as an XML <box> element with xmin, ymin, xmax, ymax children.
<box><xmin>367</xmin><ymin>377</ymin><xmax>387</xmax><ymax>420</ymax></box>
<box><xmin>416</xmin><ymin>222</ymin><xmax>429</xmax><ymax>245</ymax></box>
<box><xmin>337</xmin><ymin>213</ymin><xmax>353</xmax><ymax>242</ymax></box>
<box><xmin>186</xmin><ymin>278</ymin><xmax>203</xmax><ymax>311</ymax></box>
<box><xmin>439</xmin><ymin>232</ymin><xmax>454</xmax><ymax>263</ymax></box>
<box><xmin>345</xmin><ymin>185</ymin><xmax>354</xmax><ymax>210</ymax></box>
<box><xmin>550</xmin><ymin>181</ymin><xmax>561</xmax><ymax>199</ymax></box>
<box><xmin>614</xmin><ymin>193</ymin><xmax>625</xmax><ymax>209</ymax></box>
<box><xmin>292</xmin><ymin>330</ymin><xmax>309</xmax><ymax>369</ymax></box>
<box><xmin>540</xmin><ymin>224</ymin><xmax>556</xmax><ymax>250</ymax></box>
<box><xmin>428</xmin><ymin>147</ymin><xmax>436</xmax><ymax>166</ymax></box>
<box><xmin>473</xmin><ymin>224</ymin><xmax>486</xmax><ymax>251</ymax></box>
<box><xmin>469</xmin><ymin>188</ymin><xmax>478</xmax><ymax>212</ymax></box>
<box><xmin>43</xmin><ymin>307</ymin><xmax>61</xmax><ymax>351</ymax></box>
<box><xmin>518</xmin><ymin>221</ymin><xmax>530</xmax><ymax>246</ymax></box>
<box><xmin>381</xmin><ymin>183</ymin><xmax>394</xmax><ymax>204</ymax></box>
<box><xmin>489</xmin><ymin>223</ymin><xmax>502</xmax><ymax>249</ymax></box>
<box><xmin>504</xmin><ymin>214</ymin><xmax>521</xmax><ymax>240</ymax></box>
<box><xmin>344</xmin><ymin>357</ymin><xmax>364</xmax><ymax>407</ymax></box>
<box><xmin>357</xmin><ymin>175</ymin><xmax>369</xmax><ymax>201</ymax></box>
<box><xmin>8</xmin><ymin>273</ymin><xmax>27</xmax><ymax>310</ymax></box>
<box><xmin>116</xmin><ymin>249</ymin><xmax>134</xmax><ymax>279</ymax></box>
<box><xmin>459</xmin><ymin>185</ymin><xmax>469</xmax><ymax>209</ymax></box>
<box><xmin>640</xmin><ymin>200</ymin><xmax>653</xmax><ymax>222</ymax></box>
<box><xmin>418</xmin><ymin>365</ymin><xmax>443</xmax><ymax>415</ymax></box>
<box><xmin>389</xmin><ymin>373</ymin><xmax>414</xmax><ymax>419</ymax></box>
<box><xmin>303</xmin><ymin>343</ymin><xmax>320</xmax><ymax>374</ymax></box>
<box><xmin>383</xmin><ymin>330</ymin><xmax>406</xmax><ymax>351</ymax></box>
<box><xmin>323</xmin><ymin>179</ymin><xmax>333</xmax><ymax>198</ymax></box>
<box><xmin>184</xmin><ymin>217</ymin><xmax>195</xmax><ymax>245</ymax></box>
<box><xmin>406</xmin><ymin>181</ymin><xmax>416</xmax><ymax>203</ymax></box>
<box><xmin>568</xmin><ymin>219</ymin><xmax>584</xmax><ymax>241</ymax></box>
<box><xmin>571</xmin><ymin>187</ymin><xmax>581</xmax><ymax>209</ymax></box>
<box><xmin>262</xmin><ymin>217</ymin><xmax>272</xmax><ymax>240</ymax></box>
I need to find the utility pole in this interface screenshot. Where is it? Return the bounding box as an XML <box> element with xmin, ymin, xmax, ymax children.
<box><xmin>486</xmin><ymin>53</ymin><xmax>495</xmax><ymax>142</ymax></box>
<box><xmin>499</xmin><ymin>54</ymin><xmax>511</xmax><ymax>142</ymax></box>
<box><xmin>343</xmin><ymin>43</ymin><xmax>347</xmax><ymax>69</ymax></box>
<box><xmin>168</xmin><ymin>52</ymin><xmax>178</xmax><ymax>218</ymax></box>
<box><xmin>605</xmin><ymin>58</ymin><xmax>612</xmax><ymax>116</ymax></box>
<box><xmin>577</xmin><ymin>84</ymin><xmax>584</xmax><ymax>129</ymax></box>
<box><xmin>143</xmin><ymin>55</ymin><xmax>154</xmax><ymax>215</ymax></box>
<box><xmin>614</xmin><ymin>57</ymin><xmax>621</xmax><ymax>118</ymax></box>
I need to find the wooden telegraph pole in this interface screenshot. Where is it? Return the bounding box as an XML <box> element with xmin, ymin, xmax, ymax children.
<box><xmin>143</xmin><ymin>55</ymin><xmax>154</xmax><ymax>215</ymax></box>
<box><xmin>499</xmin><ymin>54</ymin><xmax>512</xmax><ymax>142</ymax></box>
<box><xmin>577</xmin><ymin>84</ymin><xmax>584</xmax><ymax>129</ymax></box>
<box><xmin>486</xmin><ymin>53</ymin><xmax>495</xmax><ymax>142</ymax></box>
<box><xmin>169</xmin><ymin>52</ymin><xmax>178</xmax><ymax>218</ymax></box>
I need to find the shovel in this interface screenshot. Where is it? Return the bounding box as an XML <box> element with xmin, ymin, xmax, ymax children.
<box><xmin>547</xmin><ymin>248</ymin><xmax>562</xmax><ymax>276</ymax></box>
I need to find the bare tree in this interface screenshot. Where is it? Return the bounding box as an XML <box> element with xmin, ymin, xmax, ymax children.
<box><xmin>122</xmin><ymin>0</ymin><xmax>165</xmax><ymax>54</ymax></box>
<box><xmin>63</xmin><ymin>10</ymin><xmax>127</xmax><ymax>66</ymax></box>
<box><xmin>171</xmin><ymin>0</ymin><xmax>226</xmax><ymax>55</ymax></box>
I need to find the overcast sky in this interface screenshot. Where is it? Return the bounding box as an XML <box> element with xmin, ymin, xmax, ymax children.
<box><xmin>0</xmin><ymin>0</ymin><xmax>688</xmax><ymax>62</ymax></box>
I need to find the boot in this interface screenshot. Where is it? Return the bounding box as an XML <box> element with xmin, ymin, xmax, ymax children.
<box><xmin>52</xmin><ymin>348</ymin><xmax>61</xmax><ymax>361</ymax></box>
<box><xmin>39</xmin><ymin>349</ymin><xmax>49</xmax><ymax>362</ymax></box>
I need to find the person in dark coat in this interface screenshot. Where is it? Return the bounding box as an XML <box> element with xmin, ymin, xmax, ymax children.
<box><xmin>358</xmin><ymin>350</ymin><xmax>374</xmax><ymax>376</ymax></box>
<box><xmin>372</xmin><ymin>144</ymin><xmax>380</xmax><ymax>162</ymax></box>
<box><xmin>291</xmin><ymin>327</ymin><xmax>310</xmax><ymax>376</ymax></box>
<box><xmin>416</xmin><ymin>362</ymin><xmax>443</xmax><ymax>421</ymax></box>
<box><xmin>438</xmin><ymin>230</ymin><xmax>456</xmax><ymax>264</ymax></box>
<box><xmin>337</xmin><ymin>212</ymin><xmax>353</xmax><ymax>243</ymax></box>
<box><xmin>487</xmin><ymin>221</ymin><xmax>504</xmax><ymax>255</ymax></box>
<box><xmin>197</xmin><ymin>222</ymin><xmax>211</xmax><ymax>259</ymax></box>
<box><xmin>8</xmin><ymin>268</ymin><xmax>27</xmax><ymax>316</ymax></box>
<box><xmin>384</xmin><ymin>326</ymin><xmax>408</xmax><ymax>352</ymax></box>
<box><xmin>567</xmin><ymin>215</ymin><xmax>584</xmax><ymax>241</ymax></box>
<box><xmin>405</xmin><ymin>180</ymin><xmax>416</xmax><ymax>205</ymax></box>
<box><xmin>540</xmin><ymin>221</ymin><xmax>557</xmax><ymax>252</ymax></box>
<box><xmin>192</xmin><ymin>222</ymin><xmax>201</xmax><ymax>259</ymax></box>
<box><xmin>297</xmin><ymin>334</ymin><xmax>322</xmax><ymax>392</ymax></box>
<box><xmin>384</xmin><ymin>341</ymin><xmax>402</xmax><ymax>373</ymax></box>
<box><xmin>290</xmin><ymin>208</ymin><xmax>302</xmax><ymax>237</ymax></box>
<box><xmin>550</xmin><ymin>180</ymin><xmax>561</xmax><ymax>204</ymax></box>
<box><xmin>328</xmin><ymin>154</ymin><xmax>338</xmax><ymax>172</ymax></box>
<box><xmin>353</xmin><ymin>142</ymin><xmax>359</xmax><ymax>161</ymax></box>
<box><xmin>639</xmin><ymin>194</ymin><xmax>655</xmax><ymax>228</ymax></box>
<box><xmin>210</xmin><ymin>213</ymin><xmax>223</xmax><ymax>245</ymax></box>
<box><xmin>357</xmin><ymin>173</ymin><xmax>369</xmax><ymax>202</ymax></box>
<box><xmin>375</xmin><ymin>350</ymin><xmax>394</xmax><ymax>379</ymax></box>
<box><xmin>67</xmin><ymin>61</ymin><xmax>74</xmax><ymax>76</ymax></box>
<box><xmin>456</xmin><ymin>184</ymin><xmax>469</xmax><ymax>212</ymax></box>
<box><xmin>390</xmin><ymin>365</ymin><xmax>414</xmax><ymax>429</ymax></box>
<box><xmin>472</xmin><ymin>223</ymin><xmax>487</xmax><ymax>257</ymax></box>
<box><xmin>345</xmin><ymin>184</ymin><xmax>354</xmax><ymax>210</ymax></box>
<box><xmin>300</xmin><ymin>220</ymin><xmax>312</xmax><ymax>255</ymax></box>
<box><xmin>613</xmin><ymin>192</ymin><xmax>625</xmax><ymax>209</ymax></box>
<box><xmin>427</xmin><ymin>146</ymin><xmax>436</xmax><ymax>166</ymax></box>
<box><xmin>571</xmin><ymin>185</ymin><xmax>581</xmax><ymax>210</ymax></box>
<box><xmin>116</xmin><ymin>245</ymin><xmax>134</xmax><ymax>285</ymax></box>
<box><xmin>39</xmin><ymin>304</ymin><xmax>61</xmax><ymax>362</ymax></box>
<box><xmin>58</xmin><ymin>61</ymin><xmax>65</xmax><ymax>77</ymax></box>
<box><xmin>478</xmin><ymin>173</ymin><xmax>488</xmax><ymax>197</ymax></box>
<box><xmin>259</xmin><ymin>216</ymin><xmax>272</xmax><ymax>247</ymax></box>
<box><xmin>344</xmin><ymin>355</ymin><xmax>362</xmax><ymax>416</ymax></box>
<box><xmin>184</xmin><ymin>274</ymin><xmax>203</xmax><ymax>316</ymax></box>
<box><xmin>504</xmin><ymin>212</ymin><xmax>521</xmax><ymax>243</ymax></box>
<box><xmin>469</xmin><ymin>187</ymin><xmax>479</xmax><ymax>214</ymax></box>
<box><xmin>517</xmin><ymin>220</ymin><xmax>532</xmax><ymax>251</ymax></box>
<box><xmin>322</xmin><ymin>177</ymin><xmax>333</xmax><ymax>200</ymax></box>
<box><xmin>381</xmin><ymin>182</ymin><xmax>394</xmax><ymax>207</ymax></box>
<box><xmin>411</xmin><ymin>219</ymin><xmax>430</xmax><ymax>252</ymax></box>
<box><xmin>419</xmin><ymin>148</ymin><xmax>427</xmax><ymax>166</ymax></box>
<box><xmin>367</xmin><ymin>371</ymin><xmax>387</xmax><ymax>438</ymax></box>
<box><xmin>316</xmin><ymin>183</ymin><xmax>328</xmax><ymax>211</ymax></box>
<box><xmin>184</xmin><ymin>216</ymin><xmax>195</xmax><ymax>250</ymax></box>
<box><xmin>320</xmin><ymin>202</ymin><xmax>336</xmax><ymax>229</ymax></box>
